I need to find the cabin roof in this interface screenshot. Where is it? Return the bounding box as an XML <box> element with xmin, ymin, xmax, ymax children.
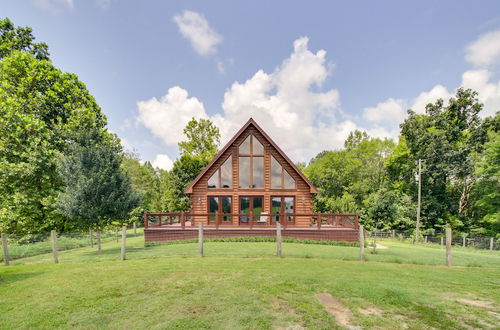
<box><xmin>184</xmin><ymin>118</ymin><xmax>318</xmax><ymax>194</ymax></box>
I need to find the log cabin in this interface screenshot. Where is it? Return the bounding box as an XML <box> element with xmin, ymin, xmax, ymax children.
<box><xmin>144</xmin><ymin>118</ymin><xmax>359</xmax><ymax>242</ymax></box>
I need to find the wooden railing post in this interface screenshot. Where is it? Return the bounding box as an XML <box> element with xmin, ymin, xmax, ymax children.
<box><xmin>198</xmin><ymin>222</ymin><xmax>204</xmax><ymax>257</ymax></box>
<box><xmin>144</xmin><ymin>211</ymin><xmax>148</xmax><ymax>229</ymax></box>
<box><xmin>355</xmin><ymin>214</ymin><xmax>359</xmax><ymax>229</ymax></box>
<box><xmin>250</xmin><ymin>211</ymin><xmax>254</xmax><ymax>229</ymax></box>
<box><xmin>120</xmin><ymin>225</ymin><xmax>127</xmax><ymax>261</ymax></box>
<box><xmin>317</xmin><ymin>213</ymin><xmax>321</xmax><ymax>230</ymax></box>
<box><xmin>51</xmin><ymin>230</ymin><xmax>59</xmax><ymax>264</ymax></box>
<box><xmin>276</xmin><ymin>223</ymin><xmax>282</xmax><ymax>258</ymax></box>
<box><xmin>2</xmin><ymin>233</ymin><xmax>9</xmax><ymax>266</ymax></box>
<box><xmin>181</xmin><ymin>212</ymin><xmax>185</xmax><ymax>229</ymax></box>
<box><xmin>446</xmin><ymin>227</ymin><xmax>452</xmax><ymax>267</ymax></box>
<box><xmin>158</xmin><ymin>215</ymin><xmax>162</xmax><ymax>227</ymax></box>
<box><xmin>359</xmin><ymin>225</ymin><xmax>365</xmax><ymax>261</ymax></box>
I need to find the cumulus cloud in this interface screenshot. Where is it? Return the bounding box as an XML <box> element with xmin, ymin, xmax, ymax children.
<box><xmin>462</xmin><ymin>69</ymin><xmax>500</xmax><ymax>118</ymax></box>
<box><xmin>173</xmin><ymin>10</ymin><xmax>222</xmax><ymax>56</ymax></box>
<box><xmin>465</xmin><ymin>29</ymin><xmax>500</xmax><ymax>67</ymax></box>
<box><xmin>33</xmin><ymin>0</ymin><xmax>74</xmax><ymax>13</ymax></box>
<box><xmin>138</xmin><ymin>37</ymin><xmax>356</xmax><ymax>162</ymax></box>
<box><xmin>152</xmin><ymin>154</ymin><xmax>174</xmax><ymax>171</ymax></box>
<box><xmin>363</xmin><ymin>98</ymin><xmax>405</xmax><ymax>123</ymax></box>
<box><xmin>137</xmin><ymin>86</ymin><xmax>207</xmax><ymax>146</ymax></box>
<box><xmin>410</xmin><ymin>85</ymin><xmax>452</xmax><ymax>114</ymax></box>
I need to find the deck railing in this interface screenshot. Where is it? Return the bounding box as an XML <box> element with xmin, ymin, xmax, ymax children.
<box><xmin>143</xmin><ymin>212</ymin><xmax>359</xmax><ymax>230</ymax></box>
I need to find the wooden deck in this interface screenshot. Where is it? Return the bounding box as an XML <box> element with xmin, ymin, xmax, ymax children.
<box><xmin>144</xmin><ymin>212</ymin><xmax>360</xmax><ymax>242</ymax></box>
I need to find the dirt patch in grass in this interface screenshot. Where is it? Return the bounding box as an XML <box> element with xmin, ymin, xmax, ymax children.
<box><xmin>457</xmin><ymin>298</ymin><xmax>495</xmax><ymax>309</ymax></box>
<box><xmin>272</xmin><ymin>297</ymin><xmax>303</xmax><ymax>330</ymax></box>
<box><xmin>316</xmin><ymin>292</ymin><xmax>359</xmax><ymax>329</ymax></box>
<box><xmin>358</xmin><ymin>306</ymin><xmax>383</xmax><ymax>316</ymax></box>
<box><xmin>375</xmin><ymin>243</ymin><xmax>388</xmax><ymax>249</ymax></box>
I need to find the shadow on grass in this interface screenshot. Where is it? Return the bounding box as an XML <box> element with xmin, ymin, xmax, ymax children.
<box><xmin>0</xmin><ymin>270</ymin><xmax>44</xmax><ymax>285</ymax></box>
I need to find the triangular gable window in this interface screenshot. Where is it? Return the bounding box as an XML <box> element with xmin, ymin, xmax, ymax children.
<box><xmin>207</xmin><ymin>156</ymin><xmax>232</xmax><ymax>188</ymax></box>
<box><xmin>271</xmin><ymin>155</ymin><xmax>296</xmax><ymax>189</ymax></box>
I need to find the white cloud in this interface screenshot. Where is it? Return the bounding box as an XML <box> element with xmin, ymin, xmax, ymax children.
<box><xmin>410</xmin><ymin>85</ymin><xmax>452</xmax><ymax>114</ymax></box>
<box><xmin>363</xmin><ymin>98</ymin><xmax>405</xmax><ymax>123</ymax></box>
<box><xmin>152</xmin><ymin>154</ymin><xmax>174</xmax><ymax>171</ymax></box>
<box><xmin>33</xmin><ymin>0</ymin><xmax>74</xmax><ymax>14</ymax></box>
<box><xmin>465</xmin><ymin>29</ymin><xmax>500</xmax><ymax>67</ymax></box>
<box><xmin>137</xmin><ymin>37</ymin><xmax>356</xmax><ymax>162</ymax></box>
<box><xmin>173</xmin><ymin>10</ymin><xmax>222</xmax><ymax>57</ymax></box>
<box><xmin>462</xmin><ymin>69</ymin><xmax>500</xmax><ymax>118</ymax></box>
<box><xmin>137</xmin><ymin>86</ymin><xmax>208</xmax><ymax>146</ymax></box>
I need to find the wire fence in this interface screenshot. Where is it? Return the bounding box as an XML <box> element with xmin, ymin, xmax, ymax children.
<box><xmin>1</xmin><ymin>224</ymin><xmax>143</xmax><ymax>261</ymax></box>
<box><xmin>367</xmin><ymin>230</ymin><xmax>499</xmax><ymax>250</ymax></box>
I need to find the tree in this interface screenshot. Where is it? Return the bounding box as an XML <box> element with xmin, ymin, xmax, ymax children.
<box><xmin>178</xmin><ymin>118</ymin><xmax>220</xmax><ymax>163</ymax></box>
<box><xmin>472</xmin><ymin>122</ymin><xmax>500</xmax><ymax>234</ymax></box>
<box><xmin>164</xmin><ymin>118</ymin><xmax>221</xmax><ymax>212</ymax></box>
<box><xmin>56</xmin><ymin>132</ymin><xmax>139</xmax><ymax>250</ymax></box>
<box><xmin>0</xmin><ymin>19</ymin><xmax>107</xmax><ymax>235</ymax></box>
<box><xmin>397</xmin><ymin>88</ymin><xmax>488</xmax><ymax>231</ymax></box>
<box><xmin>0</xmin><ymin>18</ymin><xmax>49</xmax><ymax>60</ymax></box>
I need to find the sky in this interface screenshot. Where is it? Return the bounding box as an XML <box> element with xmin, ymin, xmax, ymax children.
<box><xmin>1</xmin><ymin>0</ymin><xmax>500</xmax><ymax>170</ymax></box>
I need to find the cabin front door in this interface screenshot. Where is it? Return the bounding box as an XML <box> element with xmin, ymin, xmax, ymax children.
<box><xmin>208</xmin><ymin>196</ymin><xmax>232</xmax><ymax>225</ymax></box>
<box><xmin>239</xmin><ymin>196</ymin><xmax>264</xmax><ymax>225</ymax></box>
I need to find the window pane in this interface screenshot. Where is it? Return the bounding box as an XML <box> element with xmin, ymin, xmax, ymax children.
<box><xmin>271</xmin><ymin>156</ymin><xmax>282</xmax><ymax>188</ymax></box>
<box><xmin>283</xmin><ymin>170</ymin><xmax>295</xmax><ymax>189</ymax></box>
<box><xmin>252</xmin><ymin>156</ymin><xmax>264</xmax><ymax>188</ymax></box>
<box><xmin>239</xmin><ymin>157</ymin><xmax>251</xmax><ymax>188</ymax></box>
<box><xmin>220</xmin><ymin>156</ymin><xmax>232</xmax><ymax>188</ymax></box>
<box><xmin>253</xmin><ymin>197</ymin><xmax>263</xmax><ymax>221</ymax></box>
<box><xmin>272</xmin><ymin>197</ymin><xmax>281</xmax><ymax>221</ymax></box>
<box><xmin>239</xmin><ymin>135</ymin><xmax>250</xmax><ymax>154</ymax></box>
<box><xmin>209</xmin><ymin>197</ymin><xmax>218</xmax><ymax>222</ymax></box>
<box><xmin>240</xmin><ymin>197</ymin><xmax>250</xmax><ymax>223</ymax></box>
<box><xmin>222</xmin><ymin>197</ymin><xmax>232</xmax><ymax>222</ymax></box>
<box><xmin>207</xmin><ymin>171</ymin><xmax>218</xmax><ymax>188</ymax></box>
<box><xmin>284</xmin><ymin>197</ymin><xmax>294</xmax><ymax>222</ymax></box>
<box><xmin>252</xmin><ymin>136</ymin><xmax>264</xmax><ymax>154</ymax></box>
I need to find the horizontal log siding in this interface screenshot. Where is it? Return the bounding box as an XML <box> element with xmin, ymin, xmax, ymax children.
<box><xmin>190</xmin><ymin>127</ymin><xmax>314</xmax><ymax>227</ymax></box>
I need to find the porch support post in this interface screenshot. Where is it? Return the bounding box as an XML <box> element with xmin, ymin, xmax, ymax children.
<box><xmin>144</xmin><ymin>211</ymin><xmax>148</xmax><ymax>229</ymax></box>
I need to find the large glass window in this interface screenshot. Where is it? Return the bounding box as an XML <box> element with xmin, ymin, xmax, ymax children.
<box><xmin>239</xmin><ymin>135</ymin><xmax>264</xmax><ymax>188</ymax></box>
<box><xmin>208</xmin><ymin>196</ymin><xmax>232</xmax><ymax>223</ymax></box>
<box><xmin>270</xmin><ymin>155</ymin><xmax>296</xmax><ymax>189</ymax></box>
<box><xmin>239</xmin><ymin>196</ymin><xmax>263</xmax><ymax>223</ymax></box>
<box><xmin>271</xmin><ymin>196</ymin><xmax>295</xmax><ymax>222</ymax></box>
<box><xmin>208</xmin><ymin>156</ymin><xmax>232</xmax><ymax>188</ymax></box>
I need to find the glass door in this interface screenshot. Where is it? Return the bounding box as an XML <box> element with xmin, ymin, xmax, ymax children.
<box><xmin>208</xmin><ymin>196</ymin><xmax>232</xmax><ymax>224</ymax></box>
<box><xmin>239</xmin><ymin>196</ymin><xmax>263</xmax><ymax>224</ymax></box>
<box><xmin>271</xmin><ymin>196</ymin><xmax>295</xmax><ymax>224</ymax></box>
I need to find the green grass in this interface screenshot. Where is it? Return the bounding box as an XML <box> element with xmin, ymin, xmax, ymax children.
<box><xmin>1</xmin><ymin>234</ymin><xmax>499</xmax><ymax>329</ymax></box>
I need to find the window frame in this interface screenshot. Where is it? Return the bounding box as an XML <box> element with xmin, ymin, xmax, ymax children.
<box><xmin>271</xmin><ymin>196</ymin><xmax>295</xmax><ymax>223</ymax></box>
<box><xmin>207</xmin><ymin>196</ymin><xmax>233</xmax><ymax>223</ymax></box>
<box><xmin>238</xmin><ymin>134</ymin><xmax>265</xmax><ymax>189</ymax></box>
<box><xmin>207</xmin><ymin>155</ymin><xmax>233</xmax><ymax>189</ymax></box>
<box><xmin>270</xmin><ymin>154</ymin><xmax>296</xmax><ymax>190</ymax></box>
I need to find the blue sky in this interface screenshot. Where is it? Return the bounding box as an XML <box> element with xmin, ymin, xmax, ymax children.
<box><xmin>1</xmin><ymin>0</ymin><xmax>500</xmax><ymax>169</ymax></box>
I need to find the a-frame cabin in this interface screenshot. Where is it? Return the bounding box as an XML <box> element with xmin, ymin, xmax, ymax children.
<box><xmin>184</xmin><ymin>118</ymin><xmax>317</xmax><ymax>227</ymax></box>
<box><xmin>144</xmin><ymin>118</ymin><xmax>359</xmax><ymax>242</ymax></box>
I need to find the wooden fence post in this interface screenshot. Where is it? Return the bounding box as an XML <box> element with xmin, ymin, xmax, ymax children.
<box><xmin>276</xmin><ymin>223</ymin><xmax>282</xmax><ymax>258</ymax></box>
<box><xmin>198</xmin><ymin>222</ymin><xmax>204</xmax><ymax>257</ymax></box>
<box><xmin>392</xmin><ymin>230</ymin><xmax>395</xmax><ymax>239</ymax></box>
<box><xmin>89</xmin><ymin>228</ymin><xmax>93</xmax><ymax>247</ymax></box>
<box><xmin>490</xmin><ymin>237</ymin><xmax>494</xmax><ymax>251</ymax></box>
<box><xmin>359</xmin><ymin>225</ymin><xmax>365</xmax><ymax>261</ymax></box>
<box><xmin>1</xmin><ymin>233</ymin><xmax>9</xmax><ymax>266</ymax></box>
<box><xmin>133</xmin><ymin>222</ymin><xmax>137</xmax><ymax>236</ymax></box>
<box><xmin>462</xmin><ymin>236</ymin><xmax>466</xmax><ymax>248</ymax></box>
<box><xmin>51</xmin><ymin>230</ymin><xmax>59</xmax><ymax>264</ymax></box>
<box><xmin>120</xmin><ymin>226</ymin><xmax>127</xmax><ymax>261</ymax></box>
<box><xmin>424</xmin><ymin>236</ymin><xmax>428</xmax><ymax>243</ymax></box>
<box><xmin>97</xmin><ymin>228</ymin><xmax>101</xmax><ymax>252</ymax></box>
<box><xmin>115</xmin><ymin>227</ymin><xmax>119</xmax><ymax>243</ymax></box>
<box><xmin>446</xmin><ymin>227</ymin><xmax>452</xmax><ymax>267</ymax></box>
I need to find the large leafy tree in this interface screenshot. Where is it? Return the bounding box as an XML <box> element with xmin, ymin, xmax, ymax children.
<box><xmin>164</xmin><ymin>118</ymin><xmax>220</xmax><ymax>211</ymax></box>
<box><xmin>56</xmin><ymin>132</ymin><xmax>139</xmax><ymax>234</ymax></box>
<box><xmin>0</xmin><ymin>18</ymin><xmax>49</xmax><ymax>60</ymax></box>
<box><xmin>0</xmin><ymin>20</ymin><xmax>107</xmax><ymax>235</ymax></box>
<box><xmin>395</xmin><ymin>88</ymin><xmax>490</xmax><ymax>230</ymax></box>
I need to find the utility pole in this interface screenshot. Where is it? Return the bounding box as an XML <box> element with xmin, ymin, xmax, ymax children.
<box><xmin>415</xmin><ymin>159</ymin><xmax>422</xmax><ymax>243</ymax></box>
